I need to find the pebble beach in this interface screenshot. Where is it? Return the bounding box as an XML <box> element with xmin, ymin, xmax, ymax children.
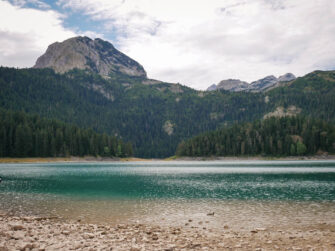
<box><xmin>1</xmin><ymin>212</ymin><xmax>335</xmax><ymax>251</ymax></box>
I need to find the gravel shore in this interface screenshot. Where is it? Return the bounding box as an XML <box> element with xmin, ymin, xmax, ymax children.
<box><xmin>1</xmin><ymin>213</ymin><xmax>335</xmax><ymax>251</ymax></box>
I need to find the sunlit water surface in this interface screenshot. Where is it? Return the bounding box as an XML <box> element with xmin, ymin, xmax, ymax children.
<box><xmin>1</xmin><ymin>161</ymin><xmax>335</xmax><ymax>229</ymax></box>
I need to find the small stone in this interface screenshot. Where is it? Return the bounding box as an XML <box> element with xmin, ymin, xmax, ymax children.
<box><xmin>19</xmin><ymin>243</ymin><xmax>33</xmax><ymax>251</ymax></box>
<box><xmin>12</xmin><ymin>231</ymin><xmax>25</xmax><ymax>240</ymax></box>
<box><xmin>189</xmin><ymin>243</ymin><xmax>201</xmax><ymax>248</ymax></box>
<box><xmin>62</xmin><ymin>230</ymin><xmax>70</xmax><ymax>235</ymax></box>
<box><xmin>11</xmin><ymin>225</ymin><xmax>24</xmax><ymax>231</ymax></box>
<box><xmin>152</xmin><ymin>235</ymin><xmax>158</xmax><ymax>240</ymax></box>
<box><xmin>207</xmin><ymin>212</ymin><xmax>215</xmax><ymax>216</ymax></box>
<box><xmin>188</xmin><ymin>219</ymin><xmax>192</xmax><ymax>222</ymax></box>
<box><xmin>223</xmin><ymin>225</ymin><xmax>229</xmax><ymax>229</ymax></box>
<box><xmin>251</xmin><ymin>230</ymin><xmax>258</xmax><ymax>233</ymax></box>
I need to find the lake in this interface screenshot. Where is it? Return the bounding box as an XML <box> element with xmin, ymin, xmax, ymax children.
<box><xmin>1</xmin><ymin>160</ymin><xmax>335</xmax><ymax>229</ymax></box>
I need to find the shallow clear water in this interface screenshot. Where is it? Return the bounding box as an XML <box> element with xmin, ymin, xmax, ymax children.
<box><xmin>1</xmin><ymin>160</ymin><xmax>335</xmax><ymax>227</ymax></box>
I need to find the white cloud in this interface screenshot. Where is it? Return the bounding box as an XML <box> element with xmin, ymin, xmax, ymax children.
<box><xmin>58</xmin><ymin>0</ymin><xmax>335</xmax><ymax>89</ymax></box>
<box><xmin>0</xmin><ymin>0</ymin><xmax>75</xmax><ymax>68</ymax></box>
<box><xmin>1</xmin><ymin>0</ymin><xmax>334</xmax><ymax>89</ymax></box>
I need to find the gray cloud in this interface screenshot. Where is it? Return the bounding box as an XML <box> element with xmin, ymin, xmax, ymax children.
<box><xmin>0</xmin><ymin>1</ymin><xmax>76</xmax><ymax>68</ymax></box>
<box><xmin>0</xmin><ymin>31</ymin><xmax>40</xmax><ymax>67</ymax></box>
<box><xmin>1</xmin><ymin>0</ymin><xmax>334</xmax><ymax>90</ymax></box>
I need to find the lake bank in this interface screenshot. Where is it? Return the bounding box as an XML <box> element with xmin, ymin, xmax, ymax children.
<box><xmin>0</xmin><ymin>154</ymin><xmax>334</xmax><ymax>163</ymax></box>
<box><xmin>1</xmin><ymin>211</ymin><xmax>335</xmax><ymax>250</ymax></box>
<box><xmin>1</xmin><ymin>161</ymin><xmax>335</xmax><ymax>249</ymax></box>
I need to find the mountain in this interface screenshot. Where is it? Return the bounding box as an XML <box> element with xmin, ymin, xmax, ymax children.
<box><xmin>207</xmin><ymin>73</ymin><xmax>296</xmax><ymax>92</ymax></box>
<box><xmin>0</xmin><ymin>37</ymin><xmax>334</xmax><ymax>158</ymax></box>
<box><xmin>34</xmin><ymin>36</ymin><xmax>147</xmax><ymax>78</ymax></box>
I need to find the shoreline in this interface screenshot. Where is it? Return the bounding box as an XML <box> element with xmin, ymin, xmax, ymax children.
<box><xmin>0</xmin><ymin>155</ymin><xmax>334</xmax><ymax>163</ymax></box>
<box><xmin>0</xmin><ymin>157</ymin><xmax>148</xmax><ymax>164</ymax></box>
<box><xmin>1</xmin><ymin>212</ymin><xmax>334</xmax><ymax>250</ymax></box>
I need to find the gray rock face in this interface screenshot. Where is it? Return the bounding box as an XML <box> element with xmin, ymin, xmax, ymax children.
<box><xmin>207</xmin><ymin>84</ymin><xmax>217</xmax><ymax>91</ymax></box>
<box><xmin>207</xmin><ymin>73</ymin><xmax>296</xmax><ymax>92</ymax></box>
<box><xmin>34</xmin><ymin>36</ymin><xmax>147</xmax><ymax>78</ymax></box>
<box><xmin>278</xmin><ymin>73</ymin><xmax>296</xmax><ymax>82</ymax></box>
<box><xmin>216</xmin><ymin>79</ymin><xmax>249</xmax><ymax>92</ymax></box>
<box><xmin>249</xmin><ymin>75</ymin><xmax>278</xmax><ymax>91</ymax></box>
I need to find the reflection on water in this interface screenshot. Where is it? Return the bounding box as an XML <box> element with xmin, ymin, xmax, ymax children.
<box><xmin>1</xmin><ymin>161</ymin><xmax>335</xmax><ymax>227</ymax></box>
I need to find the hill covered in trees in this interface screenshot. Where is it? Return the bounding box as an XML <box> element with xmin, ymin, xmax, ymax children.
<box><xmin>0</xmin><ymin>109</ymin><xmax>132</xmax><ymax>158</ymax></box>
<box><xmin>176</xmin><ymin>116</ymin><xmax>335</xmax><ymax>157</ymax></box>
<box><xmin>0</xmin><ymin>67</ymin><xmax>334</xmax><ymax>158</ymax></box>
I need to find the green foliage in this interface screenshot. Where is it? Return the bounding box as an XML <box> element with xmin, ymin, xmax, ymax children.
<box><xmin>0</xmin><ymin>108</ymin><xmax>132</xmax><ymax>158</ymax></box>
<box><xmin>0</xmin><ymin>67</ymin><xmax>334</xmax><ymax>158</ymax></box>
<box><xmin>290</xmin><ymin>144</ymin><xmax>296</xmax><ymax>155</ymax></box>
<box><xmin>296</xmin><ymin>141</ymin><xmax>307</xmax><ymax>155</ymax></box>
<box><xmin>176</xmin><ymin>116</ymin><xmax>335</xmax><ymax>157</ymax></box>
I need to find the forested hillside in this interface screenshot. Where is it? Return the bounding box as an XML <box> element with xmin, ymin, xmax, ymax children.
<box><xmin>176</xmin><ymin>116</ymin><xmax>335</xmax><ymax>157</ymax></box>
<box><xmin>0</xmin><ymin>67</ymin><xmax>334</xmax><ymax>157</ymax></box>
<box><xmin>0</xmin><ymin>109</ymin><xmax>132</xmax><ymax>158</ymax></box>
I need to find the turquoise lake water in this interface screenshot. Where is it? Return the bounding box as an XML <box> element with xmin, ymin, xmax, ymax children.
<box><xmin>1</xmin><ymin>160</ymin><xmax>335</xmax><ymax>226</ymax></box>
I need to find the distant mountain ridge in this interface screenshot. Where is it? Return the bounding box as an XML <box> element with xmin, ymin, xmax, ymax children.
<box><xmin>34</xmin><ymin>36</ymin><xmax>147</xmax><ymax>78</ymax></box>
<box><xmin>208</xmin><ymin>73</ymin><xmax>296</xmax><ymax>92</ymax></box>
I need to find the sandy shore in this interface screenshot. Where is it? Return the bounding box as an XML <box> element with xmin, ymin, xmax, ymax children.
<box><xmin>1</xmin><ymin>213</ymin><xmax>335</xmax><ymax>251</ymax></box>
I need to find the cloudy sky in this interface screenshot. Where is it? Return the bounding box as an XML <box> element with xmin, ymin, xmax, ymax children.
<box><xmin>0</xmin><ymin>0</ymin><xmax>334</xmax><ymax>89</ymax></box>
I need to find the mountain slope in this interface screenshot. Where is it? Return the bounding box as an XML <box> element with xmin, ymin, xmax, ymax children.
<box><xmin>1</xmin><ymin>67</ymin><xmax>335</xmax><ymax>157</ymax></box>
<box><xmin>0</xmin><ymin>67</ymin><xmax>334</xmax><ymax>157</ymax></box>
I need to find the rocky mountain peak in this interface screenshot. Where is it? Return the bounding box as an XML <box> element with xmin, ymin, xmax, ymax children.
<box><xmin>207</xmin><ymin>73</ymin><xmax>296</xmax><ymax>92</ymax></box>
<box><xmin>33</xmin><ymin>36</ymin><xmax>147</xmax><ymax>78</ymax></box>
<box><xmin>217</xmin><ymin>79</ymin><xmax>249</xmax><ymax>92</ymax></box>
<box><xmin>278</xmin><ymin>73</ymin><xmax>296</xmax><ymax>82</ymax></box>
<box><xmin>249</xmin><ymin>75</ymin><xmax>278</xmax><ymax>90</ymax></box>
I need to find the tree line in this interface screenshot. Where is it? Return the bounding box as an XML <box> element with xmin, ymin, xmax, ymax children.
<box><xmin>0</xmin><ymin>109</ymin><xmax>133</xmax><ymax>158</ymax></box>
<box><xmin>176</xmin><ymin>116</ymin><xmax>335</xmax><ymax>157</ymax></box>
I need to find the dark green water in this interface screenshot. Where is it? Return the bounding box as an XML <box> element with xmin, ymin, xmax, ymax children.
<box><xmin>1</xmin><ymin>160</ymin><xmax>335</xmax><ymax>226</ymax></box>
<box><xmin>1</xmin><ymin>160</ymin><xmax>335</xmax><ymax>201</ymax></box>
